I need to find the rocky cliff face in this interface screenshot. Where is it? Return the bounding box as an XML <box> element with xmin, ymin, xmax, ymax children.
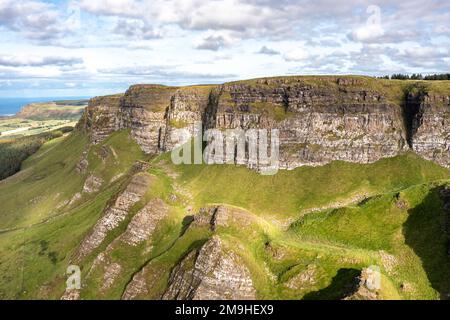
<box><xmin>209</xmin><ymin>78</ymin><xmax>408</xmax><ymax>168</ymax></box>
<box><xmin>77</xmin><ymin>94</ymin><xmax>123</xmax><ymax>144</ymax></box>
<box><xmin>411</xmin><ymin>94</ymin><xmax>450</xmax><ymax>168</ymax></box>
<box><xmin>79</xmin><ymin>85</ymin><xmax>213</xmax><ymax>154</ymax></box>
<box><xmin>162</xmin><ymin>236</ymin><xmax>256</xmax><ymax>300</ymax></box>
<box><xmin>77</xmin><ymin>76</ymin><xmax>449</xmax><ymax>169</ymax></box>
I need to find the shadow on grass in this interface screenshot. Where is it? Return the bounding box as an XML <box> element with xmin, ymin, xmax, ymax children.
<box><xmin>302</xmin><ymin>268</ymin><xmax>360</xmax><ymax>300</ymax></box>
<box><xmin>403</xmin><ymin>186</ymin><xmax>450</xmax><ymax>299</ymax></box>
<box><xmin>179</xmin><ymin>215</ymin><xmax>194</xmax><ymax>237</ymax></box>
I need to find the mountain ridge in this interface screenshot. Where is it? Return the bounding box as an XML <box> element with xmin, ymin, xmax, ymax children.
<box><xmin>77</xmin><ymin>75</ymin><xmax>449</xmax><ymax>169</ymax></box>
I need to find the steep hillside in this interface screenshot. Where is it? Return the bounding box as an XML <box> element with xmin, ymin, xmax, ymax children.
<box><xmin>0</xmin><ymin>76</ymin><xmax>449</xmax><ymax>300</ymax></box>
<box><xmin>0</xmin><ymin>130</ymin><xmax>448</xmax><ymax>300</ymax></box>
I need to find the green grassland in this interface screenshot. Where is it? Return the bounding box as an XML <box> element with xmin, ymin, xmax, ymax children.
<box><xmin>162</xmin><ymin>151</ymin><xmax>449</xmax><ymax>221</ymax></box>
<box><xmin>15</xmin><ymin>101</ymin><xmax>86</xmax><ymax>121</ymax></box>
<box><xmin>0</xmin><ymin>118</ymin><xmax>79</xmax><ymax>137</ymax></box>
<box><xmin>0</xmin><ymin>128</ymin><xmax>449</xmax><ymax>300</ymax></box>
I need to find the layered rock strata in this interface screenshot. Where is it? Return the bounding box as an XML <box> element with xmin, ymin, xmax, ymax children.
<box><xmin>410</xmin><ymin>94</ymin><xmax>450</xmax><ymax>168</ymax></box>
<box><xmin>74</xmin><ymin>172</ymin><xmax>154</xmax><ymax>260</ymax></box>
<box><xmin>77</xmin><ymin>77</ymin><xmax>450</xmax><ymax>169</ymax></box>
<box><xmin>162</xmin><ymin>236</ymin><xmax>256</xmax><ymax>300</ymax></box>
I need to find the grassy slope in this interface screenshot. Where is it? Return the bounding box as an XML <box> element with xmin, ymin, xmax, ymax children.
<box><xmin>130</xmin><ymin>154</ymin><xmax>448</xmax><ymax>300</ymax></box>
<box><xmin>0</xmin><ymin>130</ymin><xmax>145</xmax><ymax>298</ymax></box>
<box><xmin>0</xmin><ymin>129</ymin><xmax>449</xmax><ymax>299</ymax></box>
<box><xmin>290</xmin><ymin>183</ymin><xmax>450</xmax><ymax>299</ymax></box>
<box><xmin>160</xmin><ymin>152</ymin><xmax>450</xmax><ymax>221</ymax></box>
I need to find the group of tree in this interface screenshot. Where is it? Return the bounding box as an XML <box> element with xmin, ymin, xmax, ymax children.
<box><xmin>0</xmin><ymin>127</ymin><xmax>73</xmax><ymax>180</ymax></box>
<box><xmin>378</xmin><ymin>73</ymin><xmax>450</xmax><ymax>80</ymax></box>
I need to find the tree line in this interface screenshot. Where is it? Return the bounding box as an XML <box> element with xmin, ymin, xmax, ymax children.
<box><xmin>378</xmin><ymin>73</ymin><xmax>450</xmax><ymax>80</ymax></box>
<box><xmin>0</xmin><ymin>127</ymin><xmax>73</xmax><ymax>180</ymax></box>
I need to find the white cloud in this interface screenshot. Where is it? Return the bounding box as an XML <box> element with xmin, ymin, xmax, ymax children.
<box><xmin>99</xmin><ymin>64</ymin><xmax>237</xmax><ymax>80</ymax></box>
<box><xmin>283</xmin><ymin>48</ymin><xmax>309</xmax><ymax>62</ymax></box>
<box><xmin>113</xmin><ymin>19</ymin><xmax>162</xmax><ymax>39</ymax></box>
<box><xmin>0</xmin><ymin>0</ymin><xmax>449</xmax><ymax>96</ymax></box>
<box><xmin>0</xmin><ymin>55</ymin><xmax>83</xmax><ymax>67</ymax></box>
<box><xmin>351</xmin><ymin>24</ymin><xmax>385</xmax><ymax>43</ymax></box>
<box><xmin>76</xmin><ymin>0</ymin><xmax>141</xmax><ymax>18</ymax></box>
<box><xmin>257</xmin><ymin>46</ymin><xmax>279</xmax><ymax>55</ymax></box>
<box><xmin>0</xmin><ymin>0</ymin><xmax>77</xmax><ymax>40</ymax></box>
<box><xmin>195</xmin><ymin>33</ymin><xmax>234</xmax><ymax>51</ymax></box>
<box><xmin>76</xmin><ymin>0</ymin><xmax>297</xmax><ymax>39</ymax></box>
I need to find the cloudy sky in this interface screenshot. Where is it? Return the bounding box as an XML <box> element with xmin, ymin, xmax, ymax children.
<box><xmin>0</xmin><ymin>0</ymin><xmax>449</xmax><ymax>97</ymax></box>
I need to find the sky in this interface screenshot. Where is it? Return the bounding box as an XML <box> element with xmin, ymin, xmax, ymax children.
<box><xmin>0</xmin><ymin>0</ymin><xmax>449</xmax><ymax>97</ymax></box>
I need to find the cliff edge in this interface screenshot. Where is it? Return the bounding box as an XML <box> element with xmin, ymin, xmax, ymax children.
<box><xmin>76</xmin><ymin>76</ymin><xmax>449</xmax><ymax>169</ymax></box>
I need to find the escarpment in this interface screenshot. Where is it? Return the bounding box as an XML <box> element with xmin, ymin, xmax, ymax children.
<box><xmin>76</xmin><ymin>94</ymin><xmax>123</xmax><ymax>144</ymax></box>
<box><xmin>120</xmin><ymin>85</ymin><xmax>179</xmax><ymax>154</ymax></box>
<box><xmin>77</xmin><ymin>76</ymin><xmax>450</xmax><ymax>169</ymax></box>
<box><xmin>211</xmin><ymin>80</ymin><xmax>408</xmax><ymax>168</ymax></box>
<box><xmin>410</xmin><ymin>93</ymin><xmax>450</xmax><ymax>168</ymax></box>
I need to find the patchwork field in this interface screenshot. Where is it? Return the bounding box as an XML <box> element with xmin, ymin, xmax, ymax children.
<box><xmin>0</xmin><ymin>100</ymin><xmax>87</xmax><ymax>139</ymax></box>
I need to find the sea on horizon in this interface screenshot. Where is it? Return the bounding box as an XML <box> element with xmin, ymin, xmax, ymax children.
<box><xmin>0</xmin><ymin>97</ymin><xmax>90</xmax><ymax>116</ymax></box>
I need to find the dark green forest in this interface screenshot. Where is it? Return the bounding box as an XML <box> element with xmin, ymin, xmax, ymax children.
<box><xmin>0</xmin><ymin>127</ymin><xmax>73</xmax><ymax>180</ymax></box>
<box><xmin>379</xmin><ymin>73</ymin><xmax>450</xmax><ymax>80</ymax></box>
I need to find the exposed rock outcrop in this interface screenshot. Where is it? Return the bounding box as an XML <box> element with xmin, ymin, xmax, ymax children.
<box><xmin>75</xmin><ymin>173</ymin><xmax>154</xmax><ymax>260</ymax></box>
<box><xmin>77</xmin><ymin>94</ymin><xmax>123</xmax><ymax>144</ymax></box>
<box><xmin>122</xmin><ymin>270</ymin><xmax>150</xmax><ymax>300</ymax></box>
<box><xmin>378</xmin><ymin>250</ymin><xmax>397</xmax><ymax>275</ymax></box>
<box><xmin>120</xmin><ymin>85</ymin><xmax>176</xmax><ymax>154</ymax></box>
<box><xmin>122</xmin><ymin>264</ymin><xmax>164</xmax><ymax>300</ymax></box>
<box><xmin>121</xmin><ymin>205</ymin><xmax>258</xmax><ymax>300</ymax></box>
<box><xmin>211</xmin><ymin>81</ymin><xmax>408</xmax><ymax>168</ymax></box>
<box><xmin>343</xmin><ymin>268</ymin><xmax>381</xmax><ymax>300</ymax></box>
<box><xmin>102</xmin><ymin>262</ymin><xmax>122</xmax><ymax>292</ymax></box>
<box><xmin>78</xmin><ymin>196</ymin><xmax>169</xmax><ymax>296</ymax></box>
<box><xmin>76</xmin><ymin>76</ymin><xmax>450</xmax><ymax>170</ymax></box>
<box><xmin>75</xmin><ymin>155</ymin><xmax>88</xmax><ymax>174</ymax></box>
<box><xmin>411</xmin><ymin>93</ymin><xmax>450</xmax><ymax>168</ymax></box>
<box><xmin>82</xmin><ymin>175</ymin><xmax>103</xmax><ymax>194</ymax></box>
<box><xmin>192</xmin><ymin>205</ymin><xmax>255</xmax><ymax>231</ymax></box>
<box><xmin>121</xmin><ymin>198</ymin><xmax>169</xmax><ymax>246</ymax></box>
<box><xmin>285</xmin><ymin>264</ymin><xmax>318</xmax><ymax>290</ymax></box>
<box><xmin>162</xmin><ymin>86</ymin><xmax>212</xmax><ymax>150</ymax></box>
<box><xmin>60</xmin><ymin>289</ymin><xmax>80</xmax><ymax>300</ymax></box>
<box><xmin>162</xmin><ymin>236</ymin><xmax>256</xmax><ymax>300</ymax></box>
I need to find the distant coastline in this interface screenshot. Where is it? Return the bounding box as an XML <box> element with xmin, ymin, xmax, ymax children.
<box><xmin>0</xmin><ymin>97</ymin><xmax>90</xmax><ymax>116</ymax></box>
